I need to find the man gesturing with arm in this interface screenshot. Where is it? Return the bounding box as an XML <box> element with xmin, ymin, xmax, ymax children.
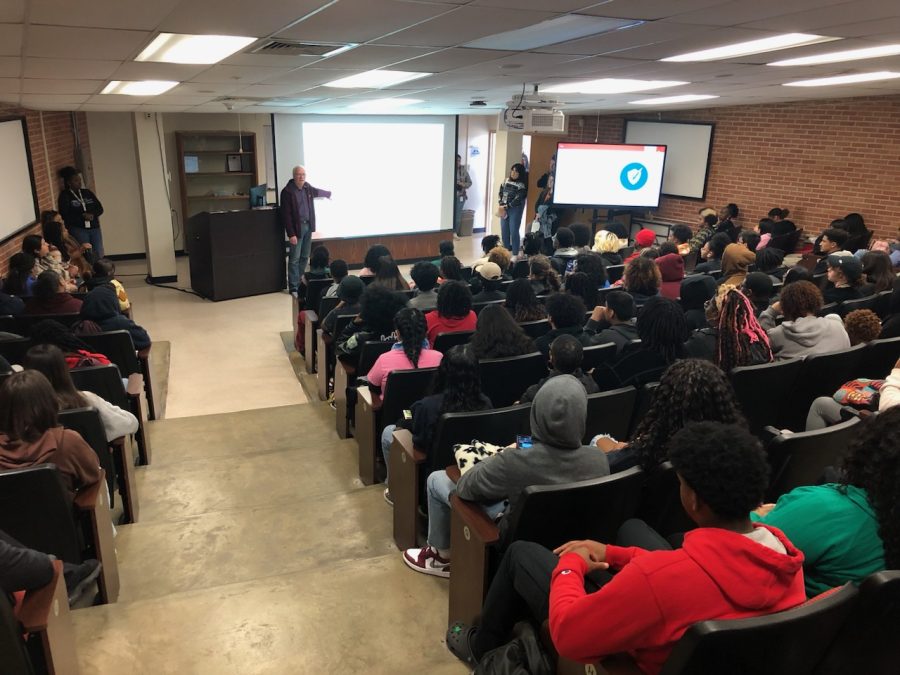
<box><xmin>280</xmin><ymin>165</ymin><xmax>331</xmax><ymax>296</ymax></box>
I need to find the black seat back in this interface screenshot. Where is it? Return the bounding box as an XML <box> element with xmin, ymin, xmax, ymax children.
<box><xmin>0</xmin><ymin>589</ymin><xmax>34</xmax><ymax>675</ymax></box>
<box><xmin>381</xmin><ymin>367</ymin><xmax>438</xmax><ymax>428</ymax></box>
<box><xmin>79</xmin><ymin>330</ymin><xmax>140</xmax><ymax>376</ymax></box>
<box><xmin>873</xmin><ymin>289</ymin><xmax>893</xmax><ymax>319</ymax></box>
<box><xmin>730</xmin><ymin>358</ymin><xmax>805</xmax><ymax>437</ymax></box>
<box><xmin>767</xmin><ymin>228</ymin><xmax>802</xmax><ymax>255</ymax></box>
<box><xmin>519</xmin><ymin>320</ymin><xmax>550</xmax><ymax>339</ymax></box>
<box><xmin>777</xmin><ymin>345</ymin><xmax>866</xmax><ymax>430</ymax></box>
<box><xmin>430</xmin><ymin>404</ymin><xmax>531</xmax><ymax>474</ymax></box>
<box><xmin>0</xmin><ymin>337</ymin><xmax>32</xmax><ymax>366</ymax></box>
<box><xmin>304</xmin><ymin>277</ymin><xmax>333</xmax><ymax>313</ymax></box>
<box><xmin>0</xmin><ymin>465</ymin><xmax>81</xmax><ymax>562</ymax></box>
<box><xmin>581</xmin><ymin>342</ymin><xmax>617</xmax><ymax>371</ymax></box>
<box><xmin>433</xmin><ymin>330</ymin><xmax>475</xmax><ymax>353</ymax></box>
<box><xmin>606</xmin><ymin>265</ymin><xmax>625</xmax><ymax>283</ymax></box>
<box><xmin>70</xmin><ymin>364</ymin><xmax>129</xmax><ymax>409</ymax></box>
<box><xmin>505</xmin><ymin>467</ymin><xmax>645</xmax><ymax>550</ymax></box>
<box><xmin>813</xmin><ymin>571</ymin><xmax>900</xmax><ymax>675</ymax></box>
<box><xmin>480</xmin><ymin>352</ymin><xmax>548</xmax><ymax>408</ymax></box>
<box><xmin>660</xmin><ymin>583</ymin><xmax>857</xmax><ymax>675</ymax></box>
<box><xmin>58</xmin><ymin>407</ymin><xmax>116</xmax><ymax>502</ymax></box>
<box><xmin>357</xmin><ymin>340</ymin><xmax>394</xmax><ymax>377</ymax></box>
<box><xmin>628</xmin><ymin>381</ymin><xmax>660</xmax><ymax>437</ymax></box>
<box><xmin>859</xmin><ymin>336</ymin><xmax>900</xmax><ymax>380</ymax></box>
<box><xmin>584</xmin><ymin>386</ymin><xmax>637</xmax><ymax>443</ymax></box>
<box><xmin>317</xmin><ymin>296</ymin><xmax>340</xmax><ymax>320</ymax></box>
<box><xmin>817</xmin><ymin>302</ymin><xmax>839</xmax><ymax>317</ymax></box>
<box><xmin>765</xmin><ymin>417</ymin><xmax>860</xmax><ymax>501</ymax></box>
<box><xmin>638</xmin><ymin>461</ymin><xmax>694</xmax><ymax>538</ymax></box>
<box><xmin>18</xmin><ymin>313</ymin><xmax>81</xmax><ymax>333</ymax></box>
<box><xmin>836</xmin><ymin>294</ymin><xmax>878</xmax><ymax>317</ymax></box>
<box><xmin>0</xmin><ymin>315</ymin><xmax>19</xmax><ymax>333</ymax></box>
<box><xmin>473</xmin><ymin>300</ymin><xmax>505</xmax><ymax>315</ymax></box>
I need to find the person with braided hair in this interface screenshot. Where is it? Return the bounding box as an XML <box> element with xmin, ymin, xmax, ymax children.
<box><xmin>366</xmin><ymin>307</ymin><xmax>443</xmax><ymax>394</ymax></box>
<box><xmin>715</xmin><ymin>288</ymin><xmax>773</xmax><ymax>373</ymax></box>
<box><xmin>753</xmin><ymin>406</ymin><xmax>900</xmax><ymax>596</ymax></box>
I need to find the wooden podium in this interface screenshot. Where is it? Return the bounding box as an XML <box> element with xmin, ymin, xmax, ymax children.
<box><xmin>187</xmin><ymin>209</ymin><xmax>285</xmax><ymax>301</ymax></box>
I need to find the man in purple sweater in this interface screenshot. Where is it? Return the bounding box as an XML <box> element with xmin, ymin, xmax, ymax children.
<box><xmin>280</xmin><ymin>165</ymin><xmax>332</xmax><ymax>296</ymax></box>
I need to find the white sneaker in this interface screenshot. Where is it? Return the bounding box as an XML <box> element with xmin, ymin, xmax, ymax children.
<box><xmin>403</xmin><ymin>546</ymin><xmax>450</xmax><ymax>578</ymax></box>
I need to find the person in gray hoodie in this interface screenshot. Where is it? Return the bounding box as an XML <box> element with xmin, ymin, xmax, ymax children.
<box><xmin>402</xmin><ymin>375</ymin><xmax>610</xmax><ymax>577</ymax></box>
<box><xmin>759</xmin><ymin>280</ymin><xmax>850</xmax><ymax>360</ymax></box>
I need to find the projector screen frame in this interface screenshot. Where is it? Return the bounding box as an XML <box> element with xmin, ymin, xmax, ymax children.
<box><xmin>623</xmin><ymin>119</ymin><xmax>715</xmax><ymax>201</ymax></box>
<box><xmin>550</xmin><ymin>140</ymin><xmax>668</xmax><ymax>210</ymax></box>
<box><xmin>0</xmin><ymin>115</ymin><xmax>40</xmax><ymax>243</ymax></box>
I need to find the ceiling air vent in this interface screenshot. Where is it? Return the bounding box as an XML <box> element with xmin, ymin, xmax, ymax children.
<box><xmin>249</xmin><ymin>40</ymin><xmax>352</xmax><ymax>57</ymax></box>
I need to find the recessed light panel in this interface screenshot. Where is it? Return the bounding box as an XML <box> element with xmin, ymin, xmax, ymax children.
<box><xmin>543</xmin><ymin>79</ymin><xmax>687</xmax><ymax>94</ymax></box>
<box><xmin>324</xmin><ymin>70</ymin><xmax>431</xmax><ymax>89</ymax></box>
<box><xmin>630</xmin><ymin>94</ymin><xmax>718</xmax><ymax>105</ymax></box>
<box><xmin>783</xmin><ymin>71</ymin><xmax>900</xmax><ymax>87</ymax></box>
<box><xmin>136</xmin><ymin>33</ymin><xmax>257</xmax><ymax>65</ymax></box>
<box><xmin>663</xmin><ymin>33</ymin><xmax>838</xmax><ymax>62</ymax></box>
<box><xmin>768</xmin><ymin>44</ymin><xmax>900</xmax><ymax>67</ymax></box>
<box><xmin>101</xmin><ymin>80</ymin><xmax>179</xmax><ymax>96</ymax></box>
<box><xmin>348</xmin><ymin>98</ymin><xmax>423</xmax><ymax>110</ymax></box>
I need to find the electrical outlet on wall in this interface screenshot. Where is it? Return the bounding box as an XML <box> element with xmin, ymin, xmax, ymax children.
<box><xmin>144</xmin><ymin>112</ymin><xmax>153</xmax><ymax>120</ymax></box>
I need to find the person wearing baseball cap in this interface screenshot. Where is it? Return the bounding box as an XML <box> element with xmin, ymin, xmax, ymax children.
<box><xmin>624</xmin><ymin>229</ymin><xmax>656</xmax><ymax>263</ymax></box>
<box><xmin>823</xmin><ymin>254</ymin><xmax>866</xmax><ymax>305</ymax></box>
<box><xmin>472</xmin><ymin>262</ymin><xmax>506</xmax><ymax>304</ymax></box>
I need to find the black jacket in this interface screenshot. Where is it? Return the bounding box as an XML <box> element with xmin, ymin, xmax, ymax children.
<box><xmin>520</xmin><ymin>368</ymin><xmax>598</xmax><ymax>403</ymax></box>
<box><xmin>398</xmin><ymin>392</ymin><xmax>492</xmax><ymax>452</ymax></box>
<box><xmin>822</xmin><ymin>285</ymin><xmax>864</xmax><ymax>305</ymax></box>
<box><xmin>80</xmin><ymin>286</ymin><xmax>151</xmax><ymax>350</ymax></box>
<box><xmin>0</xmin><ymin>292</ymin><xmax>24</xmax><ymax>317</ymax></box>
<box><xmin>58</xmin><ymin>188</ymin><xmax>103</xmax><ymax>231</ymax></box>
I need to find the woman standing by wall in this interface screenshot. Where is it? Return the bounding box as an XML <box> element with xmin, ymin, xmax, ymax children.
<box><xmin>498</xmin><ymin>163</ymin><xmax>527</xmax><ymax>256</ymax></box>
<box><xmin>57</xmin><ymin>166</ymin><xmax>105</xmax><ymax>259</ymax></box>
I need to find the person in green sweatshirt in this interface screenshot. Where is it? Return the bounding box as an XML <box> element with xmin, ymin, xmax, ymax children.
<box><xmin>752</xmin><ymin>406</ymin><xmax>900</xmax><ymax>596</ymax></box>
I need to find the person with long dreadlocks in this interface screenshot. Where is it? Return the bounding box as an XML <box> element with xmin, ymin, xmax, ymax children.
<box><xmin>715</xmin><ymin>288</ymin><xmax>773</xmax><ymax>372</ymax></box>
<box><xmin>365</xmin><ymin>307</ymin><xmax>442</xmax><ymax>395</ymax></box>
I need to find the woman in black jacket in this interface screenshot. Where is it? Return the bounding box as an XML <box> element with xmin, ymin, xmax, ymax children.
<box><xmin>79</xmin><ymin>285</ymin><xmax>151</xmax><ymax>350</ymax></box>
<box><xmin>57</xmin><ymin>166</ymin><xmax>105</xmax><ymax>259</ymax></box>
<box><xmin>498</xmin><ymin>163</ymin><xmax>527</xmax><ymax>256</ymax></box>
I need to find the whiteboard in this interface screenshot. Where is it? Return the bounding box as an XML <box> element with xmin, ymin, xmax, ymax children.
<box><xmin>624</xmin><ymin>120</ymin><xmax>713</xmax><ymax>199</ymax></box>
<box><xmin>0</xmin><ymin>119</ymin><xmax>39</xmax><ymax>241</ymax></box>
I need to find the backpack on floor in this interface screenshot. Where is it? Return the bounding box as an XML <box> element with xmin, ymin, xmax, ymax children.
<box><xmin>474</xmin><ymin>622</ymin><xmax>553</xmax><ymax>675</ymax></box>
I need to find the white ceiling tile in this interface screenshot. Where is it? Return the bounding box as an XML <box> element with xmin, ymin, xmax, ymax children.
<box><xmin>28</xmin><ymin>0</ymin><xmax>182</xmax><ymax>30</ymax></box>
<box><xmin>21</xmin><ymin>79</ymin><xmax>106</xmax><ymax>95</ymax></box>
<box><xmin>609</xmin><ymin>26</ymin><xmax>784</xmax><ymax>61</ymax></box>
<box><xmin>23</xmin><ymin>57</ymin><xmax>122</xmax><ymax>80</ymax></box>
<box><xmin>741</xmin><ymin>0</ymin><xmax>899</xmax><ymax>32</ymax></box>
<box><xmin>21</xmin><ymin>93</ymin><xmax>91</xmax><ymax>105</ymax></box>
<box><xmin>372</xmin><ymin>7</ymin><xmax>560</xmax><ymax>48</ymax></box>
<box><xmin>0</xmin><ymin>57</ymin><xmax>19</xmax><ymax>78</ymax></box>
<box><xmin>110</xmin><ymin>62</ymin><xmax>210</xmax><ymax>80</ymax></box>
<box><xmin>535</xmin><ymin>20</ymin><xmax>710</xmax><ymax>56</ymax></box>
<box><xmin>392</xmin><ymin>48</ymin><xmax>516</xmax><ymax>72</ymax></box>
<box><xmin>818</xmin><ymin>16</ymin><xmax>900</xmax><ymax>38</ymax></box>
<box><xmin>220</xmin><ymin>52</ymin><xmax>323</xmax><ymax>68</ymax></box>
<box><xmin>0</xmin><ymin>1</ymin><xmax>24</xmax><ymax>22</ymax></box>
<box><xmin>261</xmin><ymin>68</ymin><xmax>359</xmax><ymax>87</ymax></box>
<box><xmin>158</xmin><ymin>0</ymin><xmax>327</xmax><ymax>36</ymax></box>
<box><xmin>78</xmin><ymin>103</ymin><xmax>139</xmax><ymax>111</ymax></box>
<box><xmin>170</xmin><ymin>82</ymin><xmax>246</xmax><ymax>96</ymax></box>
<box><xmin>0</xmin><ymin>24</ymin><xmax>23</xmax><ymax>57</ymax></box>
<box><xmin>139</xmin><ymin>104</ymin><xmax>192</xmax><ymax>112</ymax></box>
<box><xmin>0</xmin><ymin>78</ymin><xmax>20</xmax><ymax>93</ymax></box>
<box><xmin>275</xmin><ymin>0</ymin><xmax>458</xmax><ymax>44</ymax></box>
<box><xmin>87</xmin><ymin>93</ymin><xmax>152</xmax><ymax>104</ymax></box>
<box><xmin>664</xmin><ymin>0</ymin><xmax>853</xmax><ymax>28</ymax></box>
<box><xmin>189</xmin><ymin>65</ymin><xmax>294</xmax><ymax>84</ymax></box>
<box><xmin>312</xmin><ymin>45</ymin><xmax>437</xmax><ymax>70</ymax></box>
<box><xmin>233</xmin><ymin>83</ymin><xmax>314</xmax><ymax>98</ymax></box>
<box><xmin>149</xmin><ymin>94</ymin><xmax>217</xmax><ymax>104</ymax></box>
<box><xmin>25</xmin><ymin>26</ymin><xmax>150</xmax><ymax>60</ymax></box>
<box><xmin>577</xmin><ymin>0</ymin><xmax>733</xmax><ymax>21</ymax></box>
<box><xmin>471</xmin><ymin>0</ymin><xmax>612</xmax><ymax>10</ymax></box>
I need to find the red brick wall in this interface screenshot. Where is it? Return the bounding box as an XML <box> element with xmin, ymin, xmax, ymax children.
<box><xmin>564</xmin><ymin>93</ymin><xmax>900</xmax><ymax>242</ymax></box>
<box><xmin>0</xmin><ymin>105</ymin><xmax>92</xmax><ymax>273</ymax></box>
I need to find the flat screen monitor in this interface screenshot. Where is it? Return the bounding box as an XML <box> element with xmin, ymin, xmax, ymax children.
<box><xmin>552</xmin><ymin>142</ymin><xmax>667</xmax><ymax>209</ymax></box>
<box><xmin>249</xmin><ymin>184</ymin><xmax>267</xmax><ymax>208</ymax></box>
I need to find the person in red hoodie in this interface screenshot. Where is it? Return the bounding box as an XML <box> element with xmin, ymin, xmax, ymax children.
<box><xmin>624</xmin><ymin>229</ymin><xmax>656</xmax><ymax>263</ymax></box>
<box><xmin>446</xmin><ymin>421</ymin><xmax>806</xmax><ymax>672</ymax></box>
<box><xmin>425</xmin><ymin>280</ymin><xmax>477</xmax><ymax>347</ymax></box>
<box><xmin>655</xmin><ymin>252</ymin><xmax>685</xmax><ymax>301</ymax></box>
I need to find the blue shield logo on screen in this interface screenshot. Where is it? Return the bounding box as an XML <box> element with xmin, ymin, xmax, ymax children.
<box><xmin>620</xmin><ymin>163</ymin><xmax>648</xmax><ymax>191</ymax></box>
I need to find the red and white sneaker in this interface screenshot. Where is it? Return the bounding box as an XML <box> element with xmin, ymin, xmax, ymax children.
<box><xmin>403</xmin><ymin>546</ymin><xmax>450</xmax><ymax>578</ymax></box>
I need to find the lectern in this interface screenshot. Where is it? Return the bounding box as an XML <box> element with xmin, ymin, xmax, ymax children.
<box><xmin>187</xmin><ymin>209</ymin><xmax>285</xmax><ymax>301</ymax></box>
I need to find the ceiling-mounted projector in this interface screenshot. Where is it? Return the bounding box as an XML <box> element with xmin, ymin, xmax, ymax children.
<box><xmin>500</xmin><ymin>84</ymin><xmax>566</xmax><ymax>133</ymax></box>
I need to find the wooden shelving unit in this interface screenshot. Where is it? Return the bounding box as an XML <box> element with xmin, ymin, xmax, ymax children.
<box><xmin>175</xmin><ymin>131</ymin><xmax>259</xmax><ymax>228</ymax></box>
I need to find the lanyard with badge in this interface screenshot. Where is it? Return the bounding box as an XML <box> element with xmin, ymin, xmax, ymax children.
<box><xmin>71</xmin><ymin>189</ymin><xmax>91</xmax><ymax>228</ymax></box>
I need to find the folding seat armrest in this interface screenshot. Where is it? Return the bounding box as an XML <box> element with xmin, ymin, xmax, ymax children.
<box><xmin>17</xmin><ymin>560</ymin><xmax>65</xmax><ymax>632</ymax></box>
<box><xmin>450</xmin><ymin>494</ymin><xmax>500</xmax><ymax>546</ymax></box>
<box><xmin>73</xmin><ymin>470</ymin><xmax>120</xmax><ymax>604</ymax></box>
<box><xmin>125</xmin><ymin>373</ymin><xmax>143</xmax><ymax>398</ymax></box>
<box><xmin>391</xmin><ymin>429</ymin><xmax>427</xmax><ymax>550</ymax></box>
<box><xmin>73</xmin><ymin>478</ymin><xmax>102</xmax><ymax>511</ymax></box>
<box><xmin>449</xmin><ymin>493</ymin><xmax>500</xmax><ymax>626</ymax></box>
<box><xmin>306</xmin><ymin>310</ymin><xmax>318</xmax><ymax>324</ymax></box>
<box><xmin>17</xmin><ymin>560</ymin><xmax>79</xmax><ymax>675</ymax></box>
<box><xmin>136</xmin><ymin>346</ymin><xmax>151</xmax><ymax>359</ymax></box>
<box><xmin>394</xmin><ymin>429</ymin><xmax>425</xmax><ymax>462</ymax></box>
<box><xmin>355</xmin><ymin>386</ymin><xmax>382</xmax><ymax>484</ymax></box>
<box><xmin>760</xmin><ymin>425</ymin><xmax>782</xmax><ymax>443</ymax></box>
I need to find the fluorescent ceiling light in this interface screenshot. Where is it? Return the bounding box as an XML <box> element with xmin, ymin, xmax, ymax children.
<box><xmin>663</xmin><ymin>33</ymin><xmax>838</xmax><ymax>62</ymax></box>
<box><xmin>465</xmin><ymin>15</ymin><xmax>642</xmax><ymax>51</ymax></box>
<box><xmin>783</xmin><ymin>71</ymin><xmax>900</xmax><ymax>87</ymax></box>
<box><xmin>136</xmin><ymin>33</ymin><xmax>256</xmax><ymax>65</ymax></box>
<box><xmin>322</xmin><ymin>44</ymin><xmax>358</xmax><ymax>58</ymax></box>
<box><xmin>629</xmin><ymin>94</ymin><xmax>719</xmax><ymax>105</ymax></box>
<box><xmin>348</xmin><ymin>98</ymin><xmax>422</xmax><ymax>110</ymax></box>
<box><xmin>768</xmin><ymin>44</ymin><xmax>900</xmax><ymax>67</ymax></box>
<box><xmin>543</xmin><ymin>79</ymin><xmax>687</xmax><ymax>94</ymax></box>
<box><xmin>101</xmin><ymin>80</ymin><xmax>179</xmax><ymax>96</ymax></box>
<box><xmin>324</xmin><ymin>70</ymin><xmax>431</xmax><ymax>88</ymax></box>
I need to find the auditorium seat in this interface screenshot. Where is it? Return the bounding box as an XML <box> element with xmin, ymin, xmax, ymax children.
<box><xmin>836</xmin><ymin>294</ymin><xmax>878</xmax><ymax>317</ymax></box>
<box><xmin>0</xmin><ymin>465</ymin><xmax>119</xmax><ymax>603</ymax></box>
<box><xmin>606</xmin><ymin>265</ymin><xmax>625</xmax><ymax>283</ymax></box>
<box><xmin>581</xmin><ymin>342</ymin><xmax>617</xmax><ymax>372</ymax></box>
<box><xmin>334</xmin><ymin>339</ymin><xmax>393</xmax><ymax>439</ymax></box>
<box><xmin>0</xmin><ymin>314</ymin><xmax>19</xmax><ymax>334</ymax></box>
<box><xmin>305</xmin><ymin>295</ymin><xmax>342</xmax><ymax>373</ymax></box>
<box><xmin>637</xmin><ymin>461</ymin><xmax>695</xmax><ymax>539</ymax></box>
<box><xmin>448</xmin><ymin>466</ymin><xmax>644</xmax><ymax>627</ymax></box>
<box><xmin>0</xmin><ymin>336</ymin><xmax>31</xmax><ymax>365</ymax></box>
<box><xmin>584</xmin><ymin>386</ymin><xmax>637</xmax><ymax>443</ymax></box>
<box><xmin>316</xmin><ymin>313</ymin><xmax>356</xmax><ymax>401</ymax></box>
<box><xmin>873</xmin><ymin>289</ymin><xmax>893</xmax><ymax>320</ymax></box>
<box><xmin>859</xmin><ymin>336</ymin><xmax>900</xmax><ymax>380</ymax></box>
<box><xmin>730</xmin><ymin>358</ymin><xmax>805</xmax><ymax>437</ymax></box>
<box><xmin>627</xmin><ymin>381</ymin><xmax>659</xmax><ymax>437</ymax></box>
<box><xmin>479</xmin><ymin>353</ymin><xmax>548</xmax><ymax>408</ymax></box>
<box><xmin>433</xmin><ymin>330</ymin><xmax>475</xmax><ymax>353</ymax></box>
<box><xmin>473</xmin><ymin>300</ymin><xmax>506</xmax><ymax>315</ymax></box>
<box><xmin>519</xmin><ymin>319</ymin><xmax>550</xmax><ymax>339</ymax></box>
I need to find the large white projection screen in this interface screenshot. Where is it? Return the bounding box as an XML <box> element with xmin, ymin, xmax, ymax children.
<box><xmin>273</xmin><ymin>115</ymin><xmax>456</xmax><ymax>239</ymax></box>
<box><xmin>0</xmin><ymin>118</ymin><xmax>39</xmax><ymax>240</ymax></box>
<box><xmin>624</xmin><ymin>121</ymin><xmax>714</xmax><ymax>200</ymax></box>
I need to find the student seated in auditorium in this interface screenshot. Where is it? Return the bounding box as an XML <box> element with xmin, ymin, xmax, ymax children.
<box><xmin>474</xmin><ymin>234</ymin><xmax>501</xmax><ymax>268</ymax></box>
<box><xmin>447</xmin><ymin>421</ymin><xmax>803</xmax><ymax>670</ymax></box>
<box><xmin>715</xmin><ymin>202</ymin><xmax>740</xmax><ymax>241</ymax></box>
<box><xmin>0</xmin><ymin>370</ymin><xmax>102</xmax><ymax>498</ymax></box>
<box><xmin>693</xmin><ymin>233</ymin><xmax>732</xmax><ymax>275</ymax></box>
<box><xmin>754</xmin><ymin>247</ymin><xmax>786</xmax><ymax>283</ymax></box>
<box><xmin>719</xmin><ymin>243</ymin><xmax>756</xmax><ymax>287</ymax></box>
<box><xmin>528</xmin><ymin>255</ymin><xmax>562</xmax><ymax>296</ymax></box>
<box><xmin>738</xmin><ymin>230</ymin><xmax>761</xmax><ymax>253</ymax></box>
<box><xmin>624</xmin><ymin>229</ymin><xmax>656</xmax><ymax>263</ymax></box>
<box><xmin>41</xmin><ymin>209</ymin><xmax>93</xmax><ymax>280</ymax></box>
<box><xmin>470</xmin><ymin>304</ymin><xmax>536</xmax><ymax>361</ymax></box>
<box><xmin>408</xmin><ymin>262</ymin><xmax>440</xmax><ymax>311</ymax></box>
<box><xmin>755</xmin><ymin>217</ymin><xmax>776</xmax><ymax>250</ymax></box>
<box><xmin>431</xmin><ymin>240</ymin><xmax>455</xmax><ymax>267</ymax></box>
<box><xmin>504</xmin><ymin>278</ymin><xmax>547</xmax><ymax>323</ymax></box>
<box><xmin>335</xmin><ymin>285</ymin><xmax>407</xmax><ymax>369</ymax></box>
<box><xmin>594</xmin><ymin>296</ymin><xmax>686</xmax><ymax>391</ymax></box>
<box><xmin>439</xmin><ymin>255</ymin><xmax>464</xmax><ymax>283</ymax></box>
<box><xmin>844</xmin><ymin>308</ymin><xmax>882</xmax><ymax>346</ymax></box>
<box><xmin>860</xmin><ymin>250</ymin><xmax>895</xmax><ymax>295</ymax></box>
<box><xmin>585</xmin><ymin>291</ymin><xmax>638</xmax><ymax>355</ymax></box>
<box><xmin>683</xmin><ymin>285</ymin><xmax>722</xmax><ymax>362</ymax></box>
<box><xmin>754</xmin><ymin>406</ymin><xmax>900</xmax><ymax>596</ymax></box>
<box><xmin>570</xmin><ymin>223</ymin><xmax>593</xmax><ymax>254</ymax></box>
<box><xmin>602</xmin><ymin>221</ymin><xmax>630</xmax><ymax>249</ymax></box>
<box><xmin>365</xmin><ymin>307</ymin><xmax>442</xmax><ymax>396</ymax></box>
<box><xmin>534</xmin><ymin>293</ymin><xmax>592</xmax><ymax>357</ymax></box>
<box><xmin>715</xmin><ymin>288</ymin><xmax>773</xmax><ymax>372</ymax></box>
<box><xmin>843</xmin><ymin>212</ymin><xmax>873</xmax><ymax>253</ymax></box>
<box><xmin>656</xmin><ymin>252</ymin><xmax>684</xmax><ymax>300</ymax></box>
<box><xmin>85</xmin><ymin>259</ymin><xmax>131</xmax><ymax>312</ymax></box>
<box><xmin>679</xmin><ymin>275</ymin><xmax>717</xmax><ymax>332</ymax></box>
<box><xmin>30</xmin><ymin>320</ymin><xmax>111</xmax><ymax>369</ymax></box>
<box><xmin>298</xmin><ymin>245</ymin><xmax>330</xmax><ymax>305</ymax></box>
<box><xmin>814</xmin><ymin>227</ymin><xmax>851</xmax><ymax>274</ymax></box>
<box><xmin>592</xmin><ymin>359</ymin><xmax>747</xmax><ymax>473</ymax></box>
<box><xmin>668</xmin><ymin>224</ymin><xmax>693</xmax><ymax>256</ymax></box>
<box><xmin>688</xmin><ymin>213</ymin><xmax>718</xmax><ymax>253</ymax></box>
<box><xmin>380</xmin><ymin>344</ymin><xmax>492</xmax><ymax>503</ymax></box>
<box><xmin>573</xmin><ymin>253</ymin><xmax>608</xmax><ymax>294</ymax></box>
<box><xmin>79</xmin><ymin>284</ymin><xmax>151</xmax><ymax>351</ymax></box>
<box><xmin>372</xmin><ymin>256</ymin><xmax>410</xmax><ymax>292</ymax></box>
<box><xmin>822</xmin><ymin>254</ymin><xmax>866</xmax><ymax>304</ymax></box>
<box><xmin>322</xmin><ymin>259</ymin><xmax>348</xmax><ymax>299</ymax></box>
<box><xmin>403</xmin><ymin>375</ymin><xmax>609</xmax><ymax>578</ymax></box>
<box><xmin>564</xmin><ymin>272</ymin><xmax>598</xmax><ymax>310</ymax></box>
<box><xmin>0</xmin><ymin>279</ymin><xmax>25</xmax><ymax>317</ymax></box>
<box><xmin>592</xmin><ymin>230</ymin><xmax>624</xmax><ymax>266</ymax></box>
<box><xmin>513</xmin><ymin>233</ymin><xmax>542</xmax><ymax>278</ymax></box>
<box><xmin>783</xmin><ymin>265</ymin><xmax>814</xmax><ymax>286</ymax></box>
<box><xmin>487</xmin><ymin>246</ymin><xmax>514</xmax><ymax>281</ymax></box>
<box><xmin>4</xmin><ymin>253</ymin><xmax>37</xmax><ymax>298</ymax></box>
<box><xmin>21</xmin><ymin>234</ymin><xmax>77</xmax><ymax>292</ymax></box>
<box><xmin>471</xmin><ymin>262</ymin><xmax>506</xmax><ymax>304</ymax></box>
<box><xmin>25</xmin><ymin>344</ymin><xmax>138</xmax><ymax>443</ymax></box>
<box><xmin>24</xmin><ymin>270</ymin><xmax>83</xmax><ymax>316</ymax></box>
<box><xmin>425</xmin><ymin>280</ymin><xmax>477</xmax><ymax>347</ymax></box>
<box><xmin>741</xmin><ymin>271</ymin><xmax>775</xmax><ymax>317</ymax></box>
<box><xmin>621</xmin><ymin>256</ymin><xmax>660</xmax><ymax>309</ymax></box>
<box><xmin>520</xmin><ymin>334</ymin><xmax>598</xmax><ymax>403</ymax></box>
<box><xmin>359</xmin><ymin>245</ymin><xmax>391</xmax><ymax>277</ymax></box>
<box><xmin>760</xmin><ymin>281</ymin><xmax>850</xmax><ymax>360</ymax></box>
<box><xmin>552</xmin><ymin>227</ymin><xmax>580</xmax><ymax>271</ymax></box>
<box><xmin>321</xmin><ymin>276</ymin><xmax>365</xmax><ymax>341</ymax></box>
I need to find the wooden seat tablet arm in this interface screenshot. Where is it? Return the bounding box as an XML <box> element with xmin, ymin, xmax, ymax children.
<box><xmin>357</xmin><ymin>386</ymin><xmax>383</xmax><ymax>411</ymax></box>
<box><xmin>306</xmin><ymin>309</ymin><xmax>319</xmax><ymax>325</ymax></box>
<box><xmin>136</xmin><ymin>346</ymin><xmax>151</xmax><ymax>359</ymax></box>
<box><xmin>17</xmin><ymin>560</ymin><xmax>64</xmax><ymax>632</ymax></box>
<box><xmin>126</xmin><ymin>373</ymin><xmax>143</xmax><ymax>398</ymax></box>
<box><xmin>394</xmin><ymin>429</ymin><xmax>426</xmax><ymax>462</ymax></box>
<box><xmin>73</xmin><ymin>477</ymin><xmax>102</xmax><ymax>511</ymax></box>
<box><xmin>450</xmin><ymin>493</ymin><xmax>500</xmax><ymax>546</ymax></box>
